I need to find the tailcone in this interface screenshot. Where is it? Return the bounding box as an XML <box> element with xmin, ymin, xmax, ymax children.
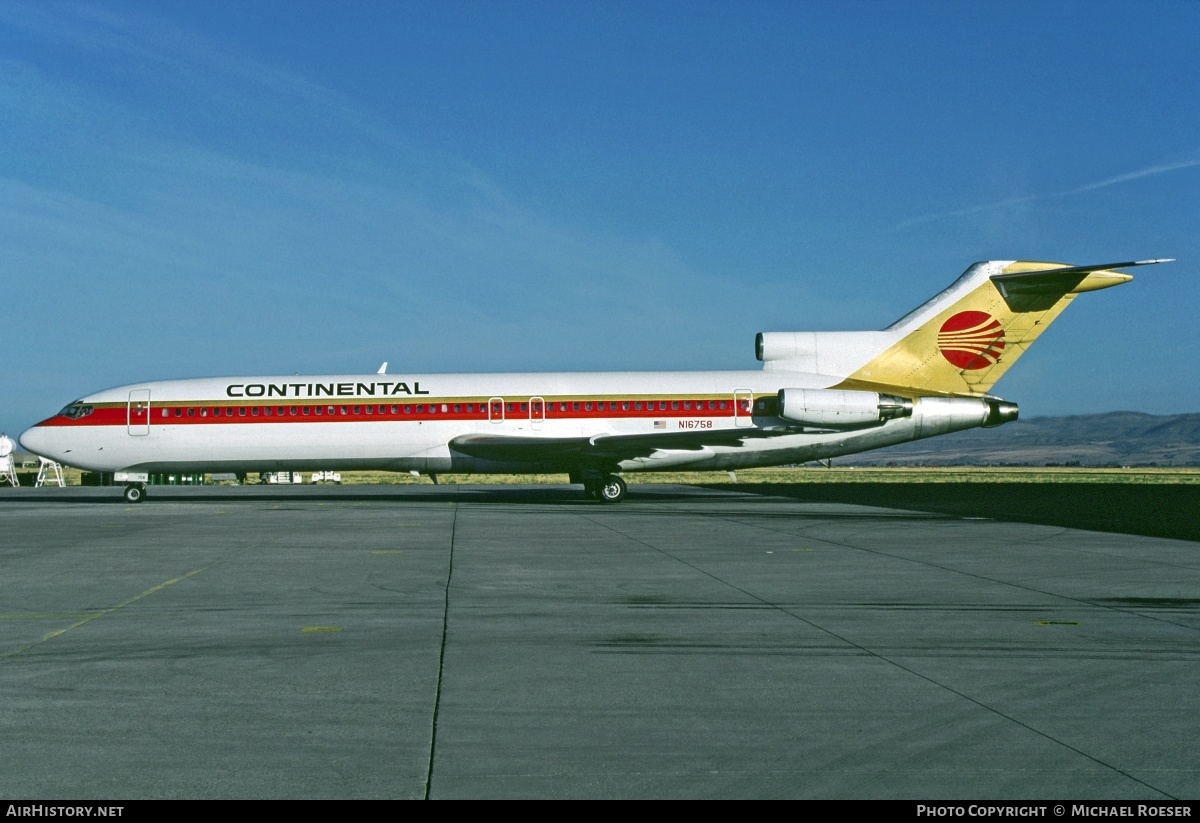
<box><xmin>983</xmin><ymin>399</ymin><xmax>1019</xmax><ymax>428</ymax></box>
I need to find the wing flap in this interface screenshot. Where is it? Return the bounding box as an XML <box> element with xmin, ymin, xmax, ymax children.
<box><xmin>450</xmin><ymin>428</ymin><xmax>778</xmax><ymax>465</ymax></box>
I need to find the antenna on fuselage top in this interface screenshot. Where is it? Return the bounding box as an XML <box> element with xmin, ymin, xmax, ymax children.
<box><xmin>378</xmin><ymin>362</ymin><xmax>388</xmax><ymax>375</ymax></box>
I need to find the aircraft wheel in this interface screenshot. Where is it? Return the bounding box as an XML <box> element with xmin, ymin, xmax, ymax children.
<box><xmin>123</xmin><ymin>484</ymin><xmax>146</xmax><ymax>504</ymax></box>
<box><xmin>597</xmin><ymin>475</ymin><xmax>627</xmax><ymax>504</ymax></box>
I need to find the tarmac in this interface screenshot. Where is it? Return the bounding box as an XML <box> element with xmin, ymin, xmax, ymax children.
<box><xmin>1</xmin><ymin>483</ymin><xmax>1198</xmax><ymax>799</ymax></box>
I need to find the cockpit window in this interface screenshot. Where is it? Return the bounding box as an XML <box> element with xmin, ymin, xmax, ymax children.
<box><xmin>59</xmin><ymin>402</ymin><xmax>94</xmax><ymax>420</ymax></box>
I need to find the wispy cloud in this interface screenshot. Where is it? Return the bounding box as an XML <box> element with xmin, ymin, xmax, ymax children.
<box><xmin>894</xmin><ymin>155</ymin><xmax>1200</xmax><ymax>231</ymax></box>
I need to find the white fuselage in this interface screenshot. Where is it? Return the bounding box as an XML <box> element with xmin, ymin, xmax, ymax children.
<box><xmin>18</xmin><ymin>369</ymin><xmax>997</xmax><ymax>477</ymax></box>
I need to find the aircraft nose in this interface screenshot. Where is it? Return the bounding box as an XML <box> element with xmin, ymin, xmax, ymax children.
<box><xmin>19</xmin><ymin>425</ymin><xmax>51</xmax><ymax>458</ymax></box>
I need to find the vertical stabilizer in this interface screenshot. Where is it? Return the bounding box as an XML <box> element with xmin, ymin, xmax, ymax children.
<box><xmin>830</xmin><ymin>259</ymin><xmax>1168</xmax><ymax>396</ymax></box>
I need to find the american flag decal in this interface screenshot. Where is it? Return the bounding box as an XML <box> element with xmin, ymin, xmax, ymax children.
<box><xmin>937</xmin><ymin>311</ymin><xmax>1006</xmax><ymax>371</ymax></box>
<box><xmin>653</xmin><ymin>420</ymin><xmax>666</xmax><ymax>429</ymax></box>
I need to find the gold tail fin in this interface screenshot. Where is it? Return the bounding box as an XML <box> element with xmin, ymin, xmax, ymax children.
<box><xmin>835</xmin><ymin>259</ymin><xmax>1169</xmax><ymax>396</ymax></box>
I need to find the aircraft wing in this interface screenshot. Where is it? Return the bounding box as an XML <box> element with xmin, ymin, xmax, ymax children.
<box><xmin>449</xmin><ymin>427</ymin><xmax>780</xmax><ymax>465</ymax></box>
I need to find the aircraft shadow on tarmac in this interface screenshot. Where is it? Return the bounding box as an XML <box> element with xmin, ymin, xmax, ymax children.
<box><xmin>0</xmin><ymin>483</ymin><xmax>739</xmax><ymax>507</ymax></box>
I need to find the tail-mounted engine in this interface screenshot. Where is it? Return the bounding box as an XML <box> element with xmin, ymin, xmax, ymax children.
<box><xmin>776</xmin><ymin>388</ymin><xmax>913</xmax><ymax>430</ymax></box>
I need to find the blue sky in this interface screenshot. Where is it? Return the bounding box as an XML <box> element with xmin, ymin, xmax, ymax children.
<box><xmin>3</xmin><ymin>0</ymin><xmax>1198</xmax><ymax>434</ymax></box>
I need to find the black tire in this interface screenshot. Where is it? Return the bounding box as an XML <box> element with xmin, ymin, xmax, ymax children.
<box><xmin>598</xmin><ymin>475</ymin><xmax>627</xmax><ymax>504</ymax></box>
<box><xmin>123</xmin><ymin>484</ymin><xmax>145</xmax><ymax>504</ymax></box>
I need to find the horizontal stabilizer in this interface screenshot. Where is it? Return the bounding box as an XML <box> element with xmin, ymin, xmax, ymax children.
<box><xmin>990</xmin><ymin>258</ymin><xmax>1170</xmax><ymax>312</ymax></box>
<box><xmin>991</xmin><ymin>259</ymin><xmax>1173</xmax><ymax>283</ymax></box>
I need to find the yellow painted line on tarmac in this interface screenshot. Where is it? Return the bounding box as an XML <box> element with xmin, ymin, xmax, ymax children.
<box><xmin>1</xmin><ymin>568</ymin><xmax>209</xmax><ymax>659</ymax></box>
<box><xmin>302</xmin><ymin>626</ymin><xmax>343</xmax><ymax>633</ymax></box>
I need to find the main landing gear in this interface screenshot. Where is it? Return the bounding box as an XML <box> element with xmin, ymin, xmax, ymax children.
<box><xmin>123</xmin><ymin>483</ymin><xmax>146</xmax><ymax>504</ymax></box>
<box><xmin>581</xmin><ymin>474</ymin><xmax>627</xmax><ymax>504</ymax></box>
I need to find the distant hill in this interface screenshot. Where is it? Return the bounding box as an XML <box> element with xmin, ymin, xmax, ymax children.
<box><xmin>840</xmin><ymin>411</ymin><xmax>1200</xmax><ymax>467</ymax></box>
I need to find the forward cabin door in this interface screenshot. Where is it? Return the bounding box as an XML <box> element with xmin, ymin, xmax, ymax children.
<box><xmin>127</xmin><ymin>389</ymin><xmax>151</xmax><ymax>436</ymax></box>
<box><xmin>488</xmin><ymin>397</ymin><xmax>504</xmax><ymax>424</ymax></box>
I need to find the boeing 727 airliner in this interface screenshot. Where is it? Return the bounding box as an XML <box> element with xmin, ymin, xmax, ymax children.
<box><xmin>19</xmin><ymin>258</ymin><xmax>1169</xmax><ymax>503</ymax></box>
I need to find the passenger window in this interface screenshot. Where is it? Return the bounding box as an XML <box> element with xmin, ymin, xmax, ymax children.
<box><xmin>200</xmin><ymin>408</ymin><xmax>207</xmax><ymax>417</ymax></box>
<box><xmin>584</xmin><ymin>402</ymin><xmax>593</xmax><ymax>411</ymax></box>
<box><xmin>573</xmin><ymin>402</ymin><xmax>580</xmax><ymax>411</ymax></box>
<box><xmin>404</xmin><ymin>405</ymin><xmax>412</xmax><ymax>414</ymax></box>
<box><xmin>238</xmin><ymin>407</ymin><xmax>246</xmax><ymax>417</ymax></box>
<box><xmin>454</xmin><ymin>404</ymin><xmax>461</xmax><ymax>413</ymax></box>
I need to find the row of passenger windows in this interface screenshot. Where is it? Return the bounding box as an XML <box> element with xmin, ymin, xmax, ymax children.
<box><xmin>155</xmin><ymin>397</ymin><xmax>776</xmax><ymax>418</ymax></box>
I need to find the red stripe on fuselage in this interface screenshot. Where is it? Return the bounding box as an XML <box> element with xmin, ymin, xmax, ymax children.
<box><xmin>35</xmin><ymin>396</ymin><xmax>769</xmax><ymax>427</ymax></box>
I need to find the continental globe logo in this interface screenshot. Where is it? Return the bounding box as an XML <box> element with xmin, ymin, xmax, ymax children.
<box><xmin>938</xmin><ymin>311</ymin><xmax>1005</xmax><ymax>370</ymax></box>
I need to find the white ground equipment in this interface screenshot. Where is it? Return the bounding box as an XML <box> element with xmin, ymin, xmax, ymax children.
<box><xmin>261</xmin><ymin>471</ymin><xmax>303</xmax><ymax>484</ymax></box>
<box><xmin>35</xmin><ymin>457</ymin><xmax>65</xmax><ymax>487</ymax></box>
<box><xmin>0</xmin><ymin>434</ymin><xmax>18</xmax><ymax>487</ymax></box>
